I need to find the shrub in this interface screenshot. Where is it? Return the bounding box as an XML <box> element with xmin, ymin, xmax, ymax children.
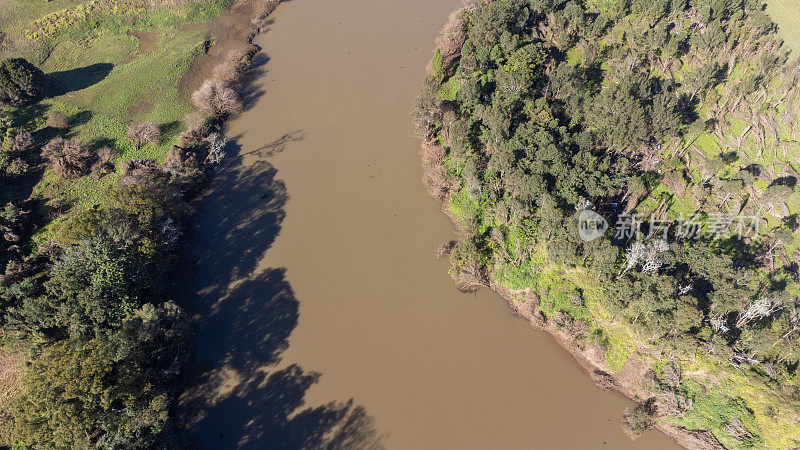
<box><xmin>622</xmin><ymin>398</ymin><xmax>658</xmax><ymax>439</ymax></box>
<box><xmin>41</xmin><ymin>137</ymin><xmax>91</xmax><ymax>179</ymax></box>
<box><xmin>127</xmin><ymin>122</ymin><xmax>161</xmax><ymax>150</ymax></box>
<box><xmin>91</xmin><ymin>147</ymin><xmax>116</xmax><ymax>176</ymax></box>
<box><xmin>191</xmin><ymin>78</ymin><xmax>242</xmax><ymax>117</ymax></box>
<box><xmin>2</xmin><ymin>128</ymin><xmax>33</xmax><ymax>153</ymax></box>
<box><xmin>46</xmin><ymin>111</ymin><xmax>69</xmax><ymax>129</ymax></box>
<box><xmin>0</xmin><ymin>58</ymin><xmax>45</xmax><ymax>106</ymax></box>
<box><xmin>6</xmin><ymin>158</ymin><xmax>30</xmax><ymax>176</ymax></box>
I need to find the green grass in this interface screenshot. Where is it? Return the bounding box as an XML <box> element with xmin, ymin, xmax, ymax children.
<box><xmin>448</xmin><ymin>186</ymin><xmax>480</xmax><ymax>225</ymax></box>
<box><xmin>601</xmin><ymin>326</ymin><xmax>637</xmax><ymax>372</ymax></box>
<box><xmin>41</xmin><ymin>32</ymin><xmax>139</xmax><ymax>72</ymax></box>
<box><xmin>535</xmin><ymin>268</ymin><xmax>590</xmax><ymax>322</ymax></box>
<box><xmin>0</xmin><ymin>0</ymin><xmax>226</xmax><ymax>240</ymax></box>
<box><xmin>767</xmin><ymin>0</ymin><xmax>800</xmax><ymax>54</ymax></box>
<box><xmin>674</xmin><ymin>379</ymin><xmax>763</xmax><ymax>448</ymax></box>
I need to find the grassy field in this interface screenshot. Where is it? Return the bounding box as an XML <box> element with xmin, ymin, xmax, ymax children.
<box><xmin>0</xmin><ymin>0</ymin><xmax>227</xmax><ymax>239</ymax></box>
<box><xmin>767</xmin><ymin>0</ymin><xmax>800</xmax><ymax>54</ymax></box>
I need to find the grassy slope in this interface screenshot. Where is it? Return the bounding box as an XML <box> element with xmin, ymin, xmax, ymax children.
<box><xmin>0</xmin><ymin>2</ymin><xmax>228</xmax><ymax>437</ymax></box>
<box><xmin>1</xmin><ymin>0</ymin><xmax>226</xmax><ymax>243</ymax></box>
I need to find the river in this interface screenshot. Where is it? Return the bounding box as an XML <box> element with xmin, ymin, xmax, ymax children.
<box><xmin>181</xmin><ymin>0</ymin><xmax>681</xmax><ymax>448</ymax></box>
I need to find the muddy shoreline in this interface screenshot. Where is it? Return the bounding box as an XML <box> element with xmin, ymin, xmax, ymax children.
<box><xmin>180</xmin><ymin>0</ymin><xmax>281</xmax><ymax>96</ymax></box>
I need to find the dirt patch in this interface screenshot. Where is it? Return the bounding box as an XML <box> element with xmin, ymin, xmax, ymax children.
<box><xmin>123</xmin><ymin>31</ymin><xmax>160</xmax><ymax>117</ymax></box>
<box><xmin>118</xmin><ymin>30</ymin><xmax>159</xmax><ymax>66</ymax></box>
<box><xmin>179</xmin><ymin>0</ymin><xmax>281</xmax><ymax>96</ymax></box>
<box><xmin>130</xmin><ymin>99</ymin><xmax>154</xmax><ymax>120</ymax></box>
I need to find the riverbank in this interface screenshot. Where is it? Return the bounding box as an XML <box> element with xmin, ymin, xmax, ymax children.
<box><xmin>0</xmin><ymin>0</ymin><xmax>282</xmax><ymax>444</ymax></box>
<box><xmin>420</xmin><ymin>1</ymin><xmax>800</xmax><ymax>448</ymax></box>
<box><xmin>492</xmin><ymin>272</ymin><xmax>720</xmax><ymax>449</ymax></box>
<box><xmin>435</xmin><ymin>176</ymin><xmax>703</xmax><ymax>448</ymax></box>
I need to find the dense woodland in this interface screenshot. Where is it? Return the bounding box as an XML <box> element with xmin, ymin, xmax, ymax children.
<box><xmin>417</xmin><ymin>0</ymin><xmax>800</xmax><ymax>447</ymax></box>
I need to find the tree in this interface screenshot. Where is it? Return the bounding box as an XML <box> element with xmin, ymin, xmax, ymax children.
<box><xmin>1</xmin><ymin>128</ymin><xmax>32</xmax><ymax>153</ymax></box>
<box><xmin>47</xmin><ymin>243</ymin><xmax>130</xmax><ymax>332</ymax></box>
<box><xmin>589</xmin><ymin>73</ymin><xmax>653</xmax><ymax>149</ymax></box>
<box><xmin>11</xmin><ymin>328</ymin><xmax>183</xmax><ymax>448</ymax></box>
<box><xmin>191</xmin><ymin>78</ymin><xmax>243</xmax><ymax>117</ymax></box>
<box><xmin>41</xmin><ymin>137</ymin><xmax>91</xmax><ymax>179</ymax></box>
<box><xmin>127</xmin><ymin>122</ymin><xmax>161</xmax><ymax>150</ymax></box>
<box><xmin>622</xmin><ymin>398</ymin><xmax>657</xmax><ymax>439</ymax></box>
<box><xmin>0</xmin><ymin>58</ymin><xmax>45</xmax><ymax>106</ymax></box>
<box><xmin>431</xmin><ymin>48</ymin><xmax>445</xmax><ymax>81</ymax></box>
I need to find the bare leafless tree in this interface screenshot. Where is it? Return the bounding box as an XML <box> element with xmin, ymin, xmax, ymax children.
<box><xmin>203</xmin><ymin>132</ymin><xmax>226</xmax><ymax>164</ymax></box>
<box><xmin>191</xmin><ymin>78</ymin><xmax>243</xmax><ymax>117</ymax></box>
<box><xmin>736</xmin><ymin>296</ymin><xmax>782</xmax><ymax>328</ymax></box>
<box><xmin>435</xmin><ymin>11</ymin><xmax>467</xmax><ymax>66</ymax></box>
<box><xmin>41</xmin><ymin>137</ymin><xmax>91</xmax><ymax>179</ymax></box>
<box><xmin>127</xmin><ymin>122</ymin><xmax>161</xmax><ymax>150</ymax></box>
<box><xmin>91</xmin><ymin>147</ymin><xmax>117</xmax><ymax>176</ymax></box>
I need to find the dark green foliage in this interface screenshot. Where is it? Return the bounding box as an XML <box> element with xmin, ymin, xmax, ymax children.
<box><xmin>0</xmin><ymin>58</ymin><xmax>45</xmax><ymax>106</ymax></box>
<box><xmin>0</xmin><ymin>159</ymin><xmax>195</xmax><ymax>446</ymax></box>
<box><xmin>11</xmin><ymin>302</ymin><xmax>189</xmax><ymax>448</ymax></box>
<box><xmin>432</xmin><ymin>49</ymin><xmax>445</xmax><ymax>81</ymax></box>
<box><xmin>418</xmin><ymin>4</ymin><xmax>800</xmax><ymax>441</ymax></box>
<box><xmin>43</xmin><ymin>238</ymin><xmax>157</xmax><ymax>337</ymax></box>
<box><xmin>589</xmin><ymin>73</ymin><xmax>683</xmax><ymax>149</ymax></box>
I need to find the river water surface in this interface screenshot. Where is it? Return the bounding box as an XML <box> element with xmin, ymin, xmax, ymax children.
<box><xmin>183</xmin><ymin>0</ymin><xmax>681</xmax><ymax>448</ymax></box>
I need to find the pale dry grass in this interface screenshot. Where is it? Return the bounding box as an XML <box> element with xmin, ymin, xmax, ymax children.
<box><xmin>421</xmin><ymin>142</ymin><xmax>449</xmax><ymax>200</ymax></box>
<box><xmin>0</xmin><ymin>349</ymin><xmax>24</xmax><ymax>408</ymax></box>
<box><xmin>435</xmin><ymin>11</ymin><xmax>467</xmax><ymax>61</ymax></box>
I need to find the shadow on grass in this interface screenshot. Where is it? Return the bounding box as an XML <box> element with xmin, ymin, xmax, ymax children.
<box><xmin>68</xmin><ymin>110</ymin><xmax>93</xmax><ymax>127</ymax></box>
<box><xmin>46</xmin><ymin>63</ymin><xmax>113</xmax><ymax>97</ymax></box>
<box><xmin>176</xmin><ymin>136</ymin><xmax>383</xmax><ymax>448</ymax></box>
<box><xmin>160</xmin><ymin>120</ymin><xmax>183</xmax><ymax>141</ymax></box>
<box><xmin>8</xmin><ymin>102</ymin><xmax>49</xmax><ymax>128</ymax></box>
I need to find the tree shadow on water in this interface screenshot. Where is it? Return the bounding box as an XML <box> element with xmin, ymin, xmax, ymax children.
<box><xmin>178</xmin><ymin>136</ymin><xmax>384</xmax><ymax>449</ymax></box>
<box><xmin>239</xmin><ymin>51</ymin><xmax>271</xmax><ymax>112</ymax></box>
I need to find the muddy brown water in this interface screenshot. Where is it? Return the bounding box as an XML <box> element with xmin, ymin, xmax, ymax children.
<box><xmin>183</xmin><ymin>0</ymin><xmax>682</xmax><ymax>448</ymax></box>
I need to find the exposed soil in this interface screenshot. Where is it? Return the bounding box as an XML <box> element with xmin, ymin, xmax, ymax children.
<box><xmin>118</xmin><ymin>30</ymin><xmax>159</xmax><ymax>66</ymax></box>
<box><xmin>178</xmin><ymin>0</ymin><xmax>280</xmax><ymax>97</ymax></box>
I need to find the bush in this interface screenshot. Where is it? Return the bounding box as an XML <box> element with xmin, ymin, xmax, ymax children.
<box><xmin>0</xmin><ymin>58</ymin><xmax>45</xmax><ymax>106</ymax></box>
<box><xmin>623</xmin><ymin>398</ymin><xmax>658</xmax><ymax>438</ymax></box>
<box><xmin>41</xmin><ymin>137</ymin><xmax>92</xmax><ymax>179</ymax></box>
<box><xmin>91</xmin><ymin>146</ymin><xmax>116</xmax><ymax>176</ymax></box>
<box><xmin>127</xmin><ymin>122</ymin><xmax>161</xmax><ymax>150</ymax></box>
<box><xmin>2</xmin><ymin>128</ymin><xmax>33</xmax><ymax>153</ymax></box>
<box><xmin>191</xmin><ymin>78</ymin><xmax>243</xmax><ymax>117</ymax></box>
<box><xmin>47</xmin><ymin>111</ymin><xmax>69</xmax><ymax>129</ymax></box>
